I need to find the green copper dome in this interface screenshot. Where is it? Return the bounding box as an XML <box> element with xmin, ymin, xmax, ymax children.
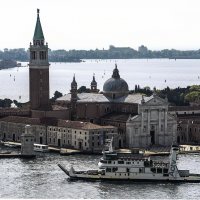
<box><xmin>33</xmin><ymin>9</ymin><xmax>44</xmax><ymax>40</ymax></box>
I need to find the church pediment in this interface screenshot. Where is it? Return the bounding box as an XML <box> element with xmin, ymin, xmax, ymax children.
<box><xmin>143</xmin><ymin>95</ymin><xmax>168</xmax><ymax>106</ymax></box>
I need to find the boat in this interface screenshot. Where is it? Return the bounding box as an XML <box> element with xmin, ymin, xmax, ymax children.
<box><xmin>34</xmin><ymin>144</ymin><xmax>49</xmax><ymax>152</ymax></box>
<box><xmin>58</xmin><ymin>138</ymin><xmax>200</xmax><ymax>182</ymax></box>
<box><xmin>1</xmin><ymin>141</ymin><xmax>21</xmax><ymax>148</ymax></box>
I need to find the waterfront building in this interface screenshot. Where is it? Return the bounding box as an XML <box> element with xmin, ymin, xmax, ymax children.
<box><xmin>0</xmin><ymin>116</ymin><xmax>119</xmax><ymax>153</ymax></box>
<box><xmin>0</xmin><ymin>116</ymin><xmax>47</xmax><ymax>144</ymax></box>
<box><xmin>177</xmin><ymin>119</ymin><xmax>200</xmax><ymax>144</ymax></box>
<box><xmin>47</xmin><ymin>120</ymin><xmax>119</xmax><ymax>152</ymax></box>
<box><xmin>57</xmin><ymin>65</ymin><xmax>140</xmax><ymax>147</ymax></box>
<box><xmin>56</xmin><ymin>65</ymin><xmax>178</xmax><ymax>147</ymax></box>
<box><xmin>126</xmin><ymin>94</ymin><xmax>177</xmax><ymax>148</ymax></box>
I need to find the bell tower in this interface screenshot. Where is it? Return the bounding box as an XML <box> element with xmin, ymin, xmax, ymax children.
<box><xmin>70</xmin><ymin>75</ymin><xmax>77</xmax><ymax>120</ymax></box>
<box><xmin>91</xmin><ymin>73</ymin><xmax>98</xmax><ymax>93</ymax></box>
<box><xmin>29</xmin><ymin>9</ymin><xmax>51</xmax><ymax>111</ymax></box>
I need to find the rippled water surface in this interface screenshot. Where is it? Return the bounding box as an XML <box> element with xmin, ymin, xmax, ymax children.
<box><xmin>1</xmin><ymin>59</ymin><xmax>200</xmax><ymax>102</ymax></box>
<box><xmin>0</xmin><ymin>147</ymin><xmax>200</xmax><ymax>199</ymax></box>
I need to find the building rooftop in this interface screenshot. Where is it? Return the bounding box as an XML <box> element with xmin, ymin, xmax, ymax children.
<box><xmin>57</xmin><ymin>93</ymin><xmax>152</xmax><ymax>104</ymax></box>
<box><xmin>57</xmin><ymin>120</ymin><xmax>115</xmax><ymax>130</ymax></box>
<box><xmin>169</xmin><ymin>106</ymin><xmax>200</xmax><ymax>111</ymax></box>
<box><xmin>52</xmin><ymin>105</ymin><xmax>68</xmax><ymax>110</ymax></box>
<box><xmin>101</xmin><ymin>113</ymin><xmax>135</xmax><ymax>122</ymax></box>
<box><xmin>0</xmin><ymin>116</ymin><xmax>42</xmax><ymax>125</ymax></box>
<box><xmin>103</xmin><ymin>65</ymin><xmax>129</xmax><ymax>96</ymax></box>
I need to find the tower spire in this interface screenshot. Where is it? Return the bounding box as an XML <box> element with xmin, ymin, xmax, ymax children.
<box><xmin>33</xmin><ymin>8</ymin><xmax>44</xmax><ymax>42</ymax></box>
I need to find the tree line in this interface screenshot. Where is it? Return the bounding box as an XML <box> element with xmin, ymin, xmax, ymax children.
<box><xmin>1</xmin><ymin>45</ymin><xmax>200</xmax><ymax>63</ymax></box>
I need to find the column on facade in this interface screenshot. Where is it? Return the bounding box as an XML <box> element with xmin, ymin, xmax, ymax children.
<box><xmin>158</xmin><ymin>108</ymin><xmax>161</xmax><ymax>145</ymax></box>
<box><xmin>141</xmin><ymin>110</ymin><xmax>144</xmax><ymax>145</ymax></box>
<box><xmin>147</xmin><ymin>109</ymin><xmax>150</xmax><ymax>145</ymax></box>
<box><xmin>85</xmin><ymin>104</ymin><xmax>87</xmax><ymax>119</ymax></box>
<box><xmin>164</xmin><ymin>109</ymin><xmax>168</xmax><ymax>145</ymax></box>
<box><xmin>186</xmin><ymin>123</ymin><xmax>189</xmax><ymax>143</ymax></box>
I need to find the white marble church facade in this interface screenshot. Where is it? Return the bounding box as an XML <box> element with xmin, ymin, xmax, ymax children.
<box><xmin>126</xmin><ymin>94</ymin><xmax>177</xmax><ymax>148</ymax></box>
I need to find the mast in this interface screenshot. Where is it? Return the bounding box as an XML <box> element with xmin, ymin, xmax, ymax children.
<box><xmin>168</xmin><ymin>144</ymin><xmax>180</xmax><ymax>178</ymax></box>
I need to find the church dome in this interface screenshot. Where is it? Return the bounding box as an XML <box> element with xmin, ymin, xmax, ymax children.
<box><xmin>103</xmin><ymin>64</ymin><xmax>129</xmax><ymax>99</ymax></box>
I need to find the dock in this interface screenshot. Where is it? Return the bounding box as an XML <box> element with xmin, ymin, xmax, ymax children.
<box><xmin>60</xmin><ymin>148</ymin><xmax>81</xmax><ymax>155</ymax></box>
<box><xmin>0</xmin><ymin>152</ymin><xmax>35</xmax><ymax>159</ymax></box>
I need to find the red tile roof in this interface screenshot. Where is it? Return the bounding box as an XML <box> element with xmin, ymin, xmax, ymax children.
<box><xmin>57</xmin><ymin>120</ymin><xmax>115</xmax><ymax>130</ymax></box>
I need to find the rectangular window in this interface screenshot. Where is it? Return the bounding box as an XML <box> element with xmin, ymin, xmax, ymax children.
<box><xmin>113</xmin><ymin>167</ymin><xmax>118</xmax><ymax>172</ymax></box>
<box><xmin>106</xmin><ymin>168</ymin><xmax>112</xmax><ymax>172</ymax></box>
<box><xmin>157</xmin><ymin>168</ymin><xmax>162</xmax><ymax>173</ymax></box>
<box><xmin>118</xmin><ymin>161</ymin><xmax>124</xmax><ymax>164</ymax></box>
<box><xmin>151</xmin><ymin>168</ymin><xmax>156</xmax><ymax>173</ymax></box>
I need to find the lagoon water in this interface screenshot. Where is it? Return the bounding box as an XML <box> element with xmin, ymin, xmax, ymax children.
<box><xmin>0</xmin><ymin>59</ymin><xmax>200</xmax><ymax>102</ymax></box>
<box><xmin>0</xmin><ymin>147</ymin><xmax>200</xmax><ymax>199</ymax></box>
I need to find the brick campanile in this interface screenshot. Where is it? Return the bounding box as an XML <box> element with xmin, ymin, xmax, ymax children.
<box><xmin>29</xmin><ymin>9</ymin><xmax>51</xmax><ymax>111</ymax></box>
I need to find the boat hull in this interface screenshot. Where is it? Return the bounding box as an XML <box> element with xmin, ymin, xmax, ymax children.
<box><xmin>68</xmin><ymin>176</ymin><xmax>200</xmax><ymax>183</ymax></box>
<box><xmin>58</xmin><ymin>164</ymin><xmax>200</xmax><ymax>183</ymax></box>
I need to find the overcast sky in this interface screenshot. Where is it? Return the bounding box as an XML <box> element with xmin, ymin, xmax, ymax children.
<box><xmin>1</xmin><ymin>0</ymin><xmax>200</xmax><ymax>50</ymax></box>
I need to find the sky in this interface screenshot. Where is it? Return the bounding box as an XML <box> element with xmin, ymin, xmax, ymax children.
<box><xmin>1</xmin><ymin>0</ymin><xmax>200</xmax><ymax>50</ymax></box>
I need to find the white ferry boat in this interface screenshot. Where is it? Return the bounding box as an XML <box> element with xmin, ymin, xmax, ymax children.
<box><xmin>34</xmin><ymin>144</ymin><xmax>49</xmax><ymax>152</ymax></box>
<box><xmin>58</xmin><ymin>139</ymin><xmax>200</xmax><ymax>182</ymax></box>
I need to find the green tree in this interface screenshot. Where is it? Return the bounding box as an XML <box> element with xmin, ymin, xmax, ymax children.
<box><xmin>185</xmin><ymin>91</ymin><xmax>200</xmax><ymax>102</ymax></box>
